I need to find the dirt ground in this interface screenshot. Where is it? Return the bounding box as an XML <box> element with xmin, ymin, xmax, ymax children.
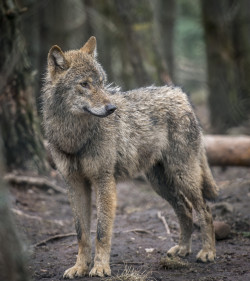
<box><xmin>9</xmin><ymin>165</ymin><xmax>250</xmax><ymax>281</ymax></box>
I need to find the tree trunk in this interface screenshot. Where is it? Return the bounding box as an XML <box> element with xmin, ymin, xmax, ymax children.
<box><xmin>86</xmin><ymin>0</ymin><xmax>115</xmax><ymax>83</ymax></box>
<box><xmin>0</xmin><ymin>141</ymin><xmax>29</xmax><ymax>280</ymax></box>
<box><xmin>19</xmin><ymin>0</ymin><xmax>41</xmax><ymax>111</ymax></box>
<box><xmin>201</xmin><ymin>0</ymin><xmax>250</xmax><ymax>133</ymax></box>
<box><xmin>0</xmin><ymin>0</ymin><xmax>48</xmax><ymax>173</ymax></box>
<box><xmin>234</xmin><ymin>0</ymin><xmax>250</xmax><ymax>117</ymax></box>
<box><xmin>37</xmin><ymin>0</ymin><xmax>86</xmax><ymax>112</ymax></box>
<box><xmin>113</xmin><ymin>0</ymin><xmax>151</xmax><ymax>87</ymax></box>
<box><xmin>155</xmin><ymin>0</ymin><xmax>176</xmax><ymax>83</ymax></box>
<box><xmin>113</xmin><ymin>0</ymin><xmax>168</xmax><ymax>89</ymax></box>
<box><xmin>0</xmin><ymin>180</ymin><xmax>29</xmax><ymax>281</ymax></box>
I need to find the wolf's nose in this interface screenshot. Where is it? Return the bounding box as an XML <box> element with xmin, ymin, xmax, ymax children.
<box><xmin>105</xmin><ymin>104</ymin><xmax>117</xmax><ymax>114</ymax></box>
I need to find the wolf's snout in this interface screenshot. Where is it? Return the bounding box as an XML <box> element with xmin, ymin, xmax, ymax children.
<box><xmin>105</xmin><ymin>104</ymin><xmax>117</xmax><ymax>115</ymax></box>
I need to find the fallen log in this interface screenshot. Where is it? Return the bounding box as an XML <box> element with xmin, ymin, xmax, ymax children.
<box><xmin>204</xmin><ymin>135</ymin><xmax>250</xmax><ymax>166</ymax></box>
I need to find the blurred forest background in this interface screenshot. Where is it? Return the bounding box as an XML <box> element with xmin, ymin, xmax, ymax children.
<box><xmin>0</xmin><ymin>1</ymin><xmax>250</xmax><ymax>280</ymax></box>
<box><xmin>1</xmin><ymin>0</ymin><xmax>250</xmax><ymax>173</ymax></box>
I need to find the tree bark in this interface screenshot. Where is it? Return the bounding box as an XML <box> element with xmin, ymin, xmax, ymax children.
<box><xmin>0</xmin><ymin>0</ymin><xmax>48</xmax><ymax>173</ymax></box>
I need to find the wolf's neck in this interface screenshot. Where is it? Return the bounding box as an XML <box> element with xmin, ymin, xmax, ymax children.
<box><xmin>47</xmin><ymin>108</ymin><xmax>102</xmax><ymax>154</ymax></box>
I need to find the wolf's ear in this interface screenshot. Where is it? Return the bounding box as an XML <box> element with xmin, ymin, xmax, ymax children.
<box><xmin>80</xmin><ymin>36</ymin><xmax>97</xmax><ymax>58</ymax></box>
<box><xmin>48</xmin><ymin>45</ymin><xmax>69</xmax><ymax>71</ymax></box>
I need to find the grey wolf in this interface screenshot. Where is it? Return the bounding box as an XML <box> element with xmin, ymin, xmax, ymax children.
<box><xmin>42</xmin><ymin>36</ymin><xmax>218</xmax><ymax>278</ymax></box>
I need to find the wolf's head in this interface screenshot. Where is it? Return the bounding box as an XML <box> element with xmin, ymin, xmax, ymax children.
<box><xmin>47</xmin><ymin>37</ymin><xmax>117</xmax><ymax>118</ymax></box>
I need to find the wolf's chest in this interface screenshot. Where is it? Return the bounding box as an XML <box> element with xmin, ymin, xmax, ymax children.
<box><xmin>46</xmin><ymin>115</ymin><xmax>89</xmax><ymax>154</ymax></box>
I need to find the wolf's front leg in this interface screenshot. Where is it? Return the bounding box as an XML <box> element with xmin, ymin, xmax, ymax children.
<box><xmin>63</xmin><ymin>176</ymin><xmax>92</xmax><ymax>279</ymax></box>
<box><xmin>89</xmin><ymin>176</ymin><xmax>117</xmax><ymax>277</ymax></box>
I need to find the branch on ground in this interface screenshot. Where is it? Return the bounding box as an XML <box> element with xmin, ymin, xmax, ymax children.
<box><xmin>4</xmin><ymin>174</ymin><xmax>66</xmax><ymax>194</ymax></box>
<box><xmin>157</xmin><ymin>211</ymin><xmax>171</xmax><ymax>235</ymax></box>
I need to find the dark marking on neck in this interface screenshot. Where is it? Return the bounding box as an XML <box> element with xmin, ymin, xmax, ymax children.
<box><xmin>150</xmin><ymin>115</ymin><xmax>159</xmax><ymax>126</ymax></box>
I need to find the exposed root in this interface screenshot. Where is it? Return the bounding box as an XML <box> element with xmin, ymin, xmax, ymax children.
<box><xmin>4</xmin><ymin>173</ymin><xmax>66</xmax><ymax>194</ymax></box>
<box><xmin>12</xmin><ymin>208</ymin><xmax>65</xmax><ymax>226</ymax></box>
<box><xmin>12</xmin><ymin>208</ymin><xmax>44</xmax><ymax>221</ymax></box>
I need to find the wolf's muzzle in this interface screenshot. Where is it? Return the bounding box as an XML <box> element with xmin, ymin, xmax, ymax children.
<box><xmin>105</xmin><ymin>104</ymin><xmax>117</xmax><ymax>115</ymax></box>
<box><xmin>83</xmin><ymin>104</ymin><xmax>117</xmax><ymax>118</ymax></box>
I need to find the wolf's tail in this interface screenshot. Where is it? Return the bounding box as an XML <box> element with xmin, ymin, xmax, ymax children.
<box><xmin>200</xmin><ymin>148</ymin><xmax>218</xmax><ymax>200</ymax></box>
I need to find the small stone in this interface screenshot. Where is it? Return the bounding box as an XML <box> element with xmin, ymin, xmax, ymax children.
<box><xmin>145</xmin><ymin>248</ymin><xmax>154</xmax><ymax>253</ymax></box>
<box><xmin>214</xmin><ymin>221</ymin><xmax>231</xmax><ymax>240</ymax></box>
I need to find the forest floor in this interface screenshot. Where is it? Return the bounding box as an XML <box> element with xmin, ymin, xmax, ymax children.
<box><xmin>10</xmin><ymin>165</ymin><xmax>250</xmax><ymax>281</ymax></box>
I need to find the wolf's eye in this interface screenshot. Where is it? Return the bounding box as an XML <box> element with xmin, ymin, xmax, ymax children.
<box><xmin>80</xmin><ymin>81</ymin><xmax>88</xmax><ymax>88</ymax></box>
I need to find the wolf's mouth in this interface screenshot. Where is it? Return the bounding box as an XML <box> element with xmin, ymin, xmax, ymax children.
<box><xmin>83</xmin><ymin>105</ymin><xmax>117</xmax><ymax>118</ymax></box>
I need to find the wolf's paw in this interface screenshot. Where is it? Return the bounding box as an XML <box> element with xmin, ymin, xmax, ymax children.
<box><xmin>196</xmin><ymin>249</ymin><xmax>215</xmax><ymax>262</ymax></box>
<box><xmin>89</xmin><ymin>263</ymin><xmax>111</xmax><ymax>277</ymax></box>
<box><xmin>167</xmin><ymin>245</ymin><xmax>191</xmax><ymax>258</ymax></box>
<box><xmin>63</xmin><ymin>264</ymin><xmax>89</xmax><ymax>279</ymax></box>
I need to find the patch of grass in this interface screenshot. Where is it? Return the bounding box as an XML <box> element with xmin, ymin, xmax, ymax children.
<box><xmin>103</xmin><ymin>266</ymin><xmax>151</xmax><ymax>281</ymax></box>
<box><xmin>160</xmin><ymin>256</ymin><xmax>189</xmax><ymax>269</ymax></box>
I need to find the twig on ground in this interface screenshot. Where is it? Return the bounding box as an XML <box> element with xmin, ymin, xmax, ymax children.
<box><xmin>34</xmin><ymin>233</ymin><xmax>76</xmax><ymax>247</ymax></box>
<box><xmin>111</xmin><ymin>261</ymin><xmax>145</xmax><ymax>265</ymax></box>
<box><xmin>123</xmin><ymin>229</ymin><xmax>152</xmax><ymax>235</ymax></box>
<box><xmin>4</xmin><ymin>173</ymin><xmax>66</xmax><ymax>194</ymax></box>
<box><xmin>12</xmin><ymin>208</ymin><xmax>43</xmax><ymax>221</ymax></box>
<box><xmin>12</xmin><ymin>208</ymin><xmax>66</xmax><ymax>226</ymax></box>
<box><xmin>157</xmin><ymin>211</ymin><xmax>171</xmax><ymax>235</ymax></box>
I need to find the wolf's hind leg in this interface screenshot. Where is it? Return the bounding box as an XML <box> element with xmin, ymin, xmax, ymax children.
<box><xmin>146</xmin><ymin>162</ymin><xmax>193</xmax><ymax>258</ymax></box>
<box><xmin>193</xmin><ymin>202</ymin><xmax>216</xmax><ymax>262</ymax></box>
<box><xmin>171</xmin><ymin>163</ymin><xmax>216</xmax><ymax>263</ymax></box>
<box><xmin>166</xmin><ymin>192</ymin><xmax>193</xmax><ymax>258</ymax></box>
<box><xmin>63</xmin><ymin>176</ymin><xmax>92</xmax><ymax>279</ymax></box>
